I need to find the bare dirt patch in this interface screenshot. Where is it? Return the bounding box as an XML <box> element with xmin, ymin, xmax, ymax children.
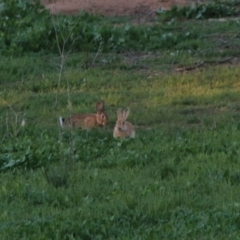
<box><xmin>41</xmin><ymin>0</ymin><xmax>196</xmax><ymax>16</ymax></box>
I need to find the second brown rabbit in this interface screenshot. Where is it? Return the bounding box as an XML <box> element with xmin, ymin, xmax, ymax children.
<box><xmin>59</xmin><ymin>101</ymin><xmax>108</xmax><ymax>129</ymax></box>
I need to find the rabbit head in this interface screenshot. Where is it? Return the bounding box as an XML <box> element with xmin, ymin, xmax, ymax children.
<box><xmin>116</xmin><ymin>108</ymin><xmax>130</xmax><ymax>131</ymax></box>
<box><xmin>95</xmin><ymin>101</ymin><xmax>109</xmax><ymax>126</ymax></box>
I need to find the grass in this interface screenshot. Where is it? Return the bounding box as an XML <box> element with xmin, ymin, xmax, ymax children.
<box><xmin>1</xmin><ymin>10</ymin><xmax>240</xmax><ymax>239</ymax></box>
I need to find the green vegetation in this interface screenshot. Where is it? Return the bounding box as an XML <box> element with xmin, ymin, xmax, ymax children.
<box><xmin>158</xmin><ymin>0</ymin><xmax>240</xmax><ymax>20</ymax></box>
<box><xmin>1</xmin><ymin>0</ymin><xmax>240</xmax><ymax>55</ymax></box>
<box><xmin>1</xmin><ymin>0</ymin><xmax>240</xmax><ymax>239</ymax></box>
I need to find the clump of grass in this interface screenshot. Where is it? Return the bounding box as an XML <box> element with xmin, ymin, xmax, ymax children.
<box><xmin>43</xmin><ymin>163</ymin><xmax>71</xmax><ymax>188</ymax></box>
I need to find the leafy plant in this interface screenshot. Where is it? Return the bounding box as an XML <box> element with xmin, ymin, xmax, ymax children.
<box><xmin>0</xmin><ymin>129</ymin><xmax>61</xmax><ymax>170</ymax></box>
<box><xmin>157</xmin><ymin>1</ymin><xmax>239</xmax><ymax>21</ymax></box>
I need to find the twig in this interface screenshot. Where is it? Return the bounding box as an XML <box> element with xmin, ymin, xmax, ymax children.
<box><xmin>176</xmin><ymin>56</ymin><xmax>236</xmax><ymax>72</ymax></box>
<box><xmin>51</xmin><ymin>15</ymin><xmax>80</xmax><ymax>107</ymax></box>
<box><xmin>176</xmin><ymin>61</ymin><xmax>204</xmax><ymax>72</ymax></box>
<box><xmin>204</xmin><ymin>56</ymin><xmax>235</xmax><ymax>64</ymax></box>
<box><xmin>90</xmin><ymin>41</ymin><xmax>103</xmax><ymax>67</ymax></box>
<box><xmin>1</xmin><ymin>98</ymin><xmax>25</xmax><ymax>138</ymax></box>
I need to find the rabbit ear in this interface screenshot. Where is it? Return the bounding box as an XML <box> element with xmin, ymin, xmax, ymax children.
<box><xmin>117</xmin><ymin>108</ymin><xmax>123</xmax><ymax>119</ymax></box>
<box><xmin>123</xmin><ymin>108</ymin><xmax>130</xmax><ymax>120</ymax></box>
<box><xmin>96</xmin><ymin>101</ymin><xmax>104</xmax><ymax>112</ymax></box>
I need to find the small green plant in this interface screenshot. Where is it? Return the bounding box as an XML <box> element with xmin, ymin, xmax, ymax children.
<box><xmin>43</xmin><ymin>163</ymin><xmax>70</xmax><ymax>188</ymax></box>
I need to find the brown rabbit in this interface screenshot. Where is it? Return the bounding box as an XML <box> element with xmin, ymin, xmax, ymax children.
<box><xmin>59</xmin><ymin>101</ymin><xmax>108</xmax><ymax>129</ymax></box>
<box><xmin>113</xmin><ymin>108</ymin><xmax>135</xmax><ymax>138</ymax></box>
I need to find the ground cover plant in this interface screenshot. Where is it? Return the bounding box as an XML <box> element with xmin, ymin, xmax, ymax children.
<box><xmin>1</xmin><ymin>0</ymin><xmax>240</xmax><ymax>239</ymax></box>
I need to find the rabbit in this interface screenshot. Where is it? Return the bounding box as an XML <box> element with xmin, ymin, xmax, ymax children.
<box><xmin>113</xmin><ymin>108</ymin><xmax>135</xmax><ymax>138</ymax></box>
<box><xmin>59</xmin><ymin>101</ymin><xmax>108</xmax><ymax>129</ymax></box>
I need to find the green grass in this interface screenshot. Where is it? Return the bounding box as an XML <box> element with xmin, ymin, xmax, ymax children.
<box><xmin>1</xmin><ymin>7</ymin><xmax>240</xmax><ymax>239</ymax></box>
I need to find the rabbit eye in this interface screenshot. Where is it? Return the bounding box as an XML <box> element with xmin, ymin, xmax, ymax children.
<box><xmin>102</xmin><ymin>115</ymin><xmax>105</xmax><ymax>119</ymax></box>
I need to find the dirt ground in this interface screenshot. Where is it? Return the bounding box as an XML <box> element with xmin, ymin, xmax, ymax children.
<box><xmin>41</xmin><ymin>0</ymin><xmax>198</xmax><ymax>16</ymax></box>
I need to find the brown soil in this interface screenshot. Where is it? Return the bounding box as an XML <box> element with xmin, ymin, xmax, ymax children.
<box><xmin>41</xmin><ymin>0</ymin><xmax>197</xmax><ymax>16</ymax></box>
